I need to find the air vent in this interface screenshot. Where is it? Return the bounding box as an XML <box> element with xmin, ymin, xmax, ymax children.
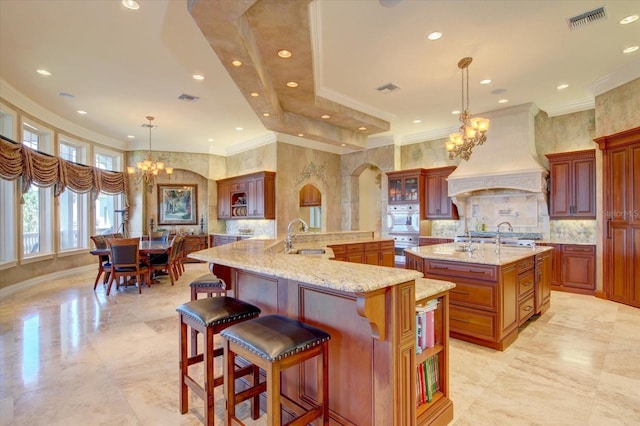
<box><xmin>567</xmin><ymin>6</ymin><xmax>607</xmax><ymax>30</ymax></box>
<box><xmin>178</xmin><ymin>93</ymin><xmax>200</xmax><ymax>102</ymax></box>
<box><xmin>376</xmin><ymin>83</ymin><xmax>400</xmax><ymax>94</ymax></box>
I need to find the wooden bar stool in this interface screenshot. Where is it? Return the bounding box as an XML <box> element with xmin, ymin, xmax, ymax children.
<box><xmin>221</xmin><ymin>314</ymin><xmax>331</xmax><ymax>425</ymax></box>
<box><xmin>177</xmin><ymin>296</ymin><xmax>261</xmax><ymax>426</ymax></box>
<box><xmin>188</xmin><ymin>267</ymin><xmax>227</xmax><ymax>357</ymax></box>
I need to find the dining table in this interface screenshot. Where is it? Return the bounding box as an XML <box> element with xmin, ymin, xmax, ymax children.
<box><xmin>90</xmin><ymin>240</ymin><xmax>172</xmax><ymax>285</ymax></box>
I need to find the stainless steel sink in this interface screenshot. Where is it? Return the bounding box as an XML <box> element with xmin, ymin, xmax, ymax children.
<box><xmin>289</xmin><ymin>248</ymin><xmax>326</xmax><ymax>255</ymax></box>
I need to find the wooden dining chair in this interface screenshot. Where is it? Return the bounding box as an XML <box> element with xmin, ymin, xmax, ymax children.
<box><xmin>90</xmin><ymin>235</ymin><xmax>111</xmax><ymax>290</ymax></box>
<box><xmin>149</xmin><ymin>235</ymin><xmax>182</xmax><ymax>286</ymax></box>
<box><xmin>106</xmin><ymin>237</ymin><xmax>150</xmax><ymax>295</ymax></box>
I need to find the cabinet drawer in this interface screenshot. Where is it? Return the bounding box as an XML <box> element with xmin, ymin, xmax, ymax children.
<box><xmin>518</xmin><ymin>293</ymin><xmax>535</xmax><ymax>325</ymax></box>
<box><xmin>380</xmin><ymin>240</ymin><xmax>395</xmax><ymax>250</ymax></box>
<box><xmin>517</xmin><ymin>269</ymin><xmax>535</xmax><ymax>297</ymax></box>
<box><xmin>346</xmin><ymin>243</ymin><xmax>364</xmax><ymax>253</ymax></box>
<box><xmin>450</xmin><ymin>305</ymin><xmax>496</xmax><ymax>341</ymax></box>
<box><xmin>517</xmin><ymin>257</ymin><xmax>535</xmax><ymax>273</ymax></box>
<box><xmin>425</xmin><ymin>260</ymin><xmax>497</xmax><ymax>282</ymax></box>
<box><xmin>449</xmin><ymin>282</ymin><xmax>496</xmax><ymax>311</ymax></box>
<box><xmin>563</xmin><ymin>245</ymin><xmax>595</xmax><ymax>255</ymax></box>
<box><xmin>364</xmin><ymin>241</ymin><xmax>380</xmax><ymax>251</ymax></box>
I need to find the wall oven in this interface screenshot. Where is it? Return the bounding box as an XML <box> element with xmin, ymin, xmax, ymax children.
<box><xmin>387</xmin><ymin>204</ymin><xmax>420</xmax><ymax>235</ymax></box>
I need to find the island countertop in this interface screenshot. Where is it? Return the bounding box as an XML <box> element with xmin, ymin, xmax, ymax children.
<box><xmin>189</xmin><ymin>237</ymin><xmax>423</xmax><ymax>293</ymax></box>
<box><xmin>406</xmin><ymin>242</ymin><xmax>553</xmax><ymax>266</ymax></box>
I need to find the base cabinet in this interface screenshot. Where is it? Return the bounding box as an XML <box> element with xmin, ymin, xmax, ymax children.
<box><xmin>182</xmin><ymin>235</ymin><xmax>207</xmax><ymax>263</ymax></box>
<box><xmin>328</xmin><ymin>240</ymin><xmax>395</xmax><ymax>267</ymax></box>
<box><xmin>543</xmin><ymin>243</ymin><xmax>595</xmax><ymax>294</ymax></box>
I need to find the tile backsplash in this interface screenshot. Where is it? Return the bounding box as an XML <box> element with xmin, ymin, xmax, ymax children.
<box><xmin>549</xmin><ymin>220</ymin><xmax>596</xmax><ymax>244</ymax></box>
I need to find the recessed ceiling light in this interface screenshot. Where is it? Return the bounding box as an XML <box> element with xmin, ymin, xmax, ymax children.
<box><xmin>340</xmin><ymin>143</ymin><xmax>346</xmax><ymax>147</ymax></box>
<box><xmin>121</xmin><ymin>0</ymin><xmax>139</xmax><ymax>10</ymax></box>
<box><xmin>413</xmin><ymin>119</ymin><xmax>422</xmax><ymax>124</ymax></box>
<box><xmin>235</xmin><ymin>127</ymin><xmax>243</xmax><ymax>131</ymax></box>
<box><xmin>286</xmin><ymin>81</ymin><xmax>298</xmax><ymax>88</ymax></box>
<box><xmin>480</xmin><ymin>79</ymin><xmax>492</xmax><ymax>85</ymax></box>
<box><xmin>619</xmin><ymin>14</ymin><xmax>639</xmax><ymax>25</ymax></box>
<box><xmin>208</xmin><ymin>138</ymin><xmax>214</xmax><ymax>142</ymax></box>
<box><xmin>277</xmin><ymin>49</ymin><xmax>292</xmax><ymax>58</ymax></box>
<box><xmin>426</xmin><ymin>32</ymin><xmax>442</xmax><ymax>41</ymax></box>
<box><xmin>192</xmin><ymin>74</ymin><xmax>205</xmax><ymax>80</ymax></box>
<box><xmin>358</xmin><ymin>126</ymin><xmax>367</xmax><ymax>131</ymax></box>
<box><xmin>557</xmin><ymin>83</ymin><xmax>569</xmax><ymax>90</ymax></box>
<box><xmin>127</xmin><ymin>135</ymin><xmax>135</xmax><ymax>139</ymax></box>
<box><xmin>297</xmin><ymin>133</ymin><xmax>304</xmax><ymax>137</ymax></box>
<box><xmin>77</xmin><ymin>110</ymin><xmax>88</xmax><ymax>115</ymax></box>
<box><xmin>623</xmin><ymin>45</ymin><xmax>639</xmax><ymax>54</ymax></box>
<box><xmin>58</xmin><ymin>92</ymin><xmax>74</xmax><ymax>98</ymax></box>
<box><xmin>262</xmin><ymin>112</ymin><xmax>270</xmax><ymax>117</ymax></box>
<box><xmin>231</xmin><ymin>60</ymin><xmax>242</xmax><ymax>67</ymax></box>
<box><xmin>36</xmin><ymin>69</ymin><xmax>51</xmax><ymax>76</ymax></box>
<box><xmin>498</xmin><ymin>99</ymin><xmax>509</xmax><ymax>104</ymax></box>
<box><xmin>451</xmin><ymin>110</ymin><xmax>460</xmax><ymax>115</ymax></box>
<box><xmin>250</xmin><ymin>92</ymin><xmax>259</xmax><ymax>97</ymax></box>
<box><xmin>321</xmin><ymin>114</ymin><xmax>330</xmax><ymax>119</ymax></box>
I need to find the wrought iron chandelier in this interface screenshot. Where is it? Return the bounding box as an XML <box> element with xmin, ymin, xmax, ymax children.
<box><xmin>446</xmin><ymin>57</ymin><xmax>490</xmax><ymax>161</ymax></box>
<box><xmin>127</xmin><ymin>116</ymin><xmax>173</xmax><ymax>192</ymax></box>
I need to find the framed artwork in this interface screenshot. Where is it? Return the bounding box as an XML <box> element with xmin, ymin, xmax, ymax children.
<box><xmin>158</xmin><ymin>184</ymin><xmax>197</xmax><ymax>225</ymax></box>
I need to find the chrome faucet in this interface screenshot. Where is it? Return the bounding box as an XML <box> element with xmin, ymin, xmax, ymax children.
<box><xmin>285</xmin><ymin>218</ymin><xmax>309</xmax><ymax>253</ymax></box>
<box><xmin>495</xmin><ymin>221</ymin><xmax>513</xmax><ymax>253</ymax></box>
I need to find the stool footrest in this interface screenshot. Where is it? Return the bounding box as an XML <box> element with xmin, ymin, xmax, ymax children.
<box><xmin>234</xmin><ymin>381</ymin><xmax>267</xmax><ymax>405</ymax></box>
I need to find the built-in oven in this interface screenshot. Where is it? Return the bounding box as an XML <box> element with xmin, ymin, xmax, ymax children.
<box><xmin>389</xmin><ymin>233</ymin><xmax>419</xmax><ymax>267</ymax></box>
<box><xmin>387</xmin><ymin>204</ymin><xmax>420</xmax><ymax>235</ymax></box>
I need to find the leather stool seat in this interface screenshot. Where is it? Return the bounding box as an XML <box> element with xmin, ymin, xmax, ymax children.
<box><xmin>177</xmin><ymin>296</ymin><xmax>261</xmax><ymax>426</ymax></box>
<box><xmin>221</xmin><ymin>314</ymin><xmax>331</xmax><ymax>425</ymax></box>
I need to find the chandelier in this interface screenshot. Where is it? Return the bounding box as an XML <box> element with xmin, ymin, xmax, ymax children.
<box><xmin>446</xmin><ymin>57</ymin><xmax>490</xmax><ymax>161</ymax></box>
<box><xmin>127</xmin><ymin>116</ymin><xmax>173</xmax><ymax>192</ymax></box>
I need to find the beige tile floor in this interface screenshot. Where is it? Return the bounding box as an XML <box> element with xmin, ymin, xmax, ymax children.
<box><xmin>1</xmin><ymin>263</ymin><xmax>639</xmax><ymax>426</ymax></box>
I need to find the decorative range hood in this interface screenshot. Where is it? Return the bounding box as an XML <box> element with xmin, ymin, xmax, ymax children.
<box><xmin>447</xmin><ymin>103</ymin><xmax>548</xmax><ymax>197</ymax></box>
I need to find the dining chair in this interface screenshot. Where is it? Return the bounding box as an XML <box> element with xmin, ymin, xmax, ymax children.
<box><xmin>150</xmin><ymin>230</ymin><xmax>168</xmax><ymax>242</ymax></box>
<box><xmin>174</xmin><ymin>236</ymin><xmax>186</xmax><ymax>276</ymax></box>
<box><xmin>149</xmin><ymin>235</ymin><xmax>182</xmax><ymax>286</ymax></box>
<box><xmin>90</xmin><ymin>235</ymin><xmax>111</xmax><ymax>290</ymax></box>
<box><xmin>106</xmin><ymin>237</ymin><xmax>150</xmax><ymax>295</ymax></box>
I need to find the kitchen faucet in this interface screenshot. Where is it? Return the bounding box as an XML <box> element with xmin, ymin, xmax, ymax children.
<box><xmin>495</xmin><ymin>221</ymin><xmax>513</xmax><ymax>253</ymax></box>
<box><xmin>285</xmin><ymin>218</ymin><xmax>309</xmax><ymax>253</ymax></box>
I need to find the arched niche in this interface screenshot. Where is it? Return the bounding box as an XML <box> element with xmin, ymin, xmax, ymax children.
<box><xmin>299</xmin><ymin>183</ymin><xmax>323</xmax><ymax>232</ymax></box>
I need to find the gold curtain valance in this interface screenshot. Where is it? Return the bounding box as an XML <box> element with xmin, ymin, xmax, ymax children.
<box><xmin>0</xmin><ymin>135</ymin><xmax>128</xmax><ymax>203</ymax></box>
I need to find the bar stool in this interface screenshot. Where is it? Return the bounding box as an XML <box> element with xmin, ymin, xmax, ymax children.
<box><xmin>189</xmin><ymin>273</ymin><xmax>226</xmax><ymax>300</ymax></box>
<box><xmin>221</xmin><ymin>314</ymin><xmax>331</xmax><ymax>425</ymax></box>
<box><xmin>177</xmin><ymin>296</ymin><xmax>261</xmax><ymax>426</ymax></box>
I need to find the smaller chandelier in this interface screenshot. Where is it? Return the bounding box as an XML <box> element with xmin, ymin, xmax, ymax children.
<box><xmin>446</xmin><ymin>57</ymin><xmax>490</xmax><ymax>161</ymax></box>
<box><xmin>127</xmin><ymin>116</ymin><xmax>173</xmax><ymax>192</ymax></box>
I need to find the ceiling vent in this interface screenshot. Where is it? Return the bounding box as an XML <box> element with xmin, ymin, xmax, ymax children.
<box><xmin>376</xmin><ymin>83</ymin><xmax>400</xmax><ymax>94</ymax></box>
<box><xmin>567</xmin><ymin>6</ymin><xmax>607</xmax><ymax>30</ymax></box>
<box><xmin>178</xmin><ymin>93</ymin><xmax>200</xmax><ymax>102</ymax></box>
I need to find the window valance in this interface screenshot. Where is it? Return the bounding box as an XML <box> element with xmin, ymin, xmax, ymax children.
<box><xmin>0</xmin><ymin>135</ymin><xmax>128</xmax><ymax>203</ymax></box>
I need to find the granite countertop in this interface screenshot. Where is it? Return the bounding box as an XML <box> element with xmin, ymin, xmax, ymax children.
<box><xmin>405</xmin><ymin>243</ymin><xmax>553</xmax><ymax>266</ymax></box>
<box><xmin>415</xmin><ymin>278</ymin><xmax>456</xmax><ymax>302</ymax></box>
<box><xmin>419</xmin><ymin>235</ymin><xmax>596</xmax><ymax>246</ymax></box>
<box><xmin>189</xmin><ymin>234</ymin><xmax>423</xmax><ymax>293</ymax></box>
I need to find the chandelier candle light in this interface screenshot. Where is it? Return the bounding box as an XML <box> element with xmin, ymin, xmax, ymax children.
<box><xmin>127</xmin><ymin>116</ymin><xmax>173</xmax><ymax>192</ymax></box>
<box><xmin>446</xmin><ymin>57</ymin><xmax>490</xmax><ymax>161</ymax></box>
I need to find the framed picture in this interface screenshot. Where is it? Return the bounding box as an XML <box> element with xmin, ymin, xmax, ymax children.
<box><xmin>158</xmin><ymin>184</ymin><xmax>197</xmax><ymax>225</ymax></box>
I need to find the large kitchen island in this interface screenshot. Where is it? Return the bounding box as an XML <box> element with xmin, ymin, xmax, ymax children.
<box><xmin>189</xmin><ymin>231</ymin><xmax>456</xmax><ymax>426</ymax></box>
<box><xmin>405</xmin><ymin>242</ymin><xmax>553</xmax><ymax>351</ymax></box>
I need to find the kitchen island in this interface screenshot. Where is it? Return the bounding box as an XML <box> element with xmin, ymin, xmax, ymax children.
<box><xmin>405</xmin><ymin>243</ymin><xmax>553</xmax><ymax>351</ymax></box>
<box><xmin>189</xmin><ymin>231</ymin><xmax>455</xmax><ymax>426</ymax></box>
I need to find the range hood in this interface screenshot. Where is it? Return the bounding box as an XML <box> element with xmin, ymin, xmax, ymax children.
<box><xmin>447</xmin><ymin>103</ymin><xmax>548</xmax><ymax>197</ymax></box>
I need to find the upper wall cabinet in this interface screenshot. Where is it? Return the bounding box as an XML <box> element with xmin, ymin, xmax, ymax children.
<box><xmin>546</xmin><ymin>149</ymin><xmax>595</xmax><ymax>219</ymax></box>
<box><xmin>217</xmin><ymin>171</ymin><xmax>276</xmax><ymax>220</ymax></box>
<box><xmin>425</xmin><ymin>166</ymin><xmax>459</xmax><ymax>220</ymax></box>
<box><xmin>386</xmin><ymin>168</ymin><xmax>427</xmax><ymax>205</ymax></box>
<box><xmin>299</xmin><ymin>183</ymin><xmax>321</xmax><ymax>207</ymax></box>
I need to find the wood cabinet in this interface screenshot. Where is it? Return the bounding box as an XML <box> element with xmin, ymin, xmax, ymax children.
<box><xmin>419</xmin><ymin>237</ymin><xmax>454</xmax><ymax>246</ymax></box>
<box><xmin>595</xmin><ymin>127</ymin><xmax>640</xmax><ymax>308</ymax></box>
<box><xmin>299</xmin><ymin>183</ymin><xmax>321</xmax><ymax>207</ymax></box>
<box><xmin>210</xmin><ymin>234</ymin><xmax>245</xmax><ymax>247</ymax></box>
<box><xmin>327</xmin><ymin>240</ymin><xmax>395</xmax><ymax>267</ymax></box>
<box><xmin>216</xmin><ymin>171</ymin><xmax>275</xmax><ymax>220</ymax></box>
<box><xmin>535</xmin><ymin>250</ymin><xmax>552</xmax><ymax>314</ymax></box>
<box><xmin>546</xmin><ymin>149</ymin><xmax>596</xmax><ymax>219</ymax></box>
<box><xmin>425</xmin><ymin>166</ymin><xmax>459</xmax><ymax>219</ymax></box>
<box><xmin>387</xmin><ymin>168</ymin><xmax>426</xmax><ymax>206</ymax></box>
<box><xmin>415</xmin><ymin>285</ymin><xmax>453</xmax><ymax>426</ymax></box>
<box><xmin>516</xmin><ymin>258</ymin><xmax>535</xmax><ymax>325</ymax></box>
<box><xmin>182</xmin><ymin>235</ymin><xmax>208</xmax><ymax>263</ymax></box>
<box><xmin>542</xmin><ymin>243</ymin><xmax>595</xmax><ymax>295</ymax></box>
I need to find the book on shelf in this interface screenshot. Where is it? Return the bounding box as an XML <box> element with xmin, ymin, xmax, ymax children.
<box><xmin>415</xmin><ymin>299</ymin><xmax>438</xmax><ymax>352</ymax></box>
<box><xmin>416</xmin><ymin>354</ymin><xmax>441</xmax><ymax>405</ymax></box>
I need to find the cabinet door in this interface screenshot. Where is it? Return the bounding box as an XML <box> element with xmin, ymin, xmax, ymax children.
<box><xmin>425</xmin><ymin>174</ymin><xmax>441</xmax><ymax>217</ymax></box>
<box><xmin>425</xmin><ymin>167</ymin><xmax>458</xmax><ymax>219</ymax></box>
<box><xmin>561</xmin><ymin>246</ymin><xmax>595</xmax><ymax>291</ymax></box>
<box><xmin>572</xmin><ymin>158</ymin><xmax>595</xmax><ymax>217</ymax></box>
<box><xmin>217</xmin><ymin>183</ymin><xmax>231</xmax><ymax>219</ymax></box>
<box><xmin>549</xmin><ymin>160</ymin><xmax>571</xmax><ymax>218</ymax></box>
<box><xmin>535</xmin><ymin>251</ymin><xmax>552</xmax><ymax>314</ymax></box>
<box><xmin>247</xmin><ymin>177</ymin><xmax>263</xmax><ymax>217</ymax></box>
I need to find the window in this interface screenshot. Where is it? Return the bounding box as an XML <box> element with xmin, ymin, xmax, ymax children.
<box><xmin>21</xmin><ymin>121</ymin><xmax>53</xmax><ymax>256</ymax></box>
<box><xmin>58</xmin><ymin>138</ymin><xmax>88</xmax><ymax>251</ymax></box>
<box><xmin>0</xmin><ymin>104</ymin><xmax>17</xmax><ymax>265</ymax></box>
<box><xmin>95</xmin><ymin>150</ymin><xmax>124</xmax><ymax>236</ymax></box>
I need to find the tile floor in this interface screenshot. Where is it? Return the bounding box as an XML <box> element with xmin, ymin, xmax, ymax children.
<box><xmin>1</xmin><ymin>263</ymin><xmax>639</xmax><ymax>425</ymax></box>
